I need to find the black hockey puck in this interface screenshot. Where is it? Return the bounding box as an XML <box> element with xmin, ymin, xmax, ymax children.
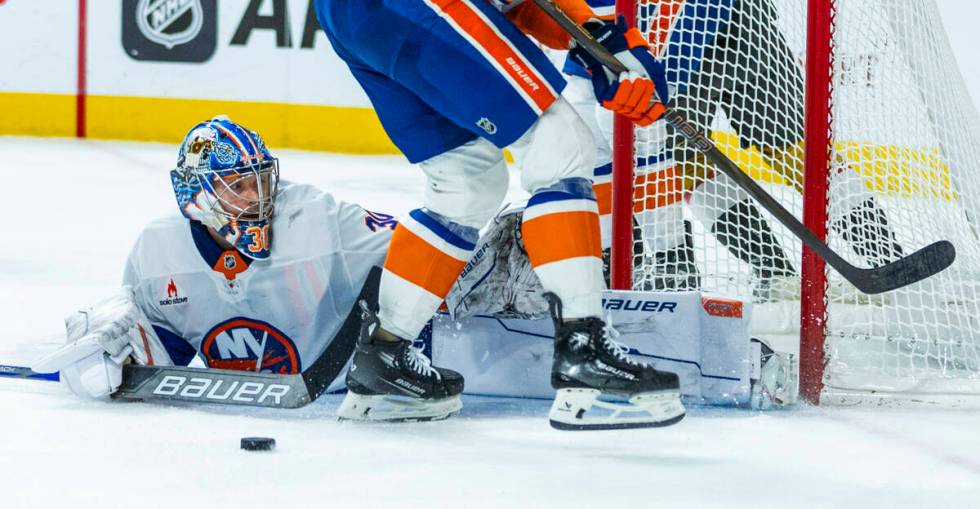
<box><xmin>240</xmin><ymin>437</ymin><xmax>276</xmax><ymax>451</ymax></box>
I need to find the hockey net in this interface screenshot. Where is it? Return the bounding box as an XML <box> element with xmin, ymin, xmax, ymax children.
<box><xmin>614</xmin><ymin>0</ymin><xmax>980</xmax><ymax>405</ymax></box>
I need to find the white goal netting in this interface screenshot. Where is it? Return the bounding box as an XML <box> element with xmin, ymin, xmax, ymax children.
<box><xmin>624</xmin><ymin>0</ymin><xmax>980</xmax><ymax>405</ymax></box>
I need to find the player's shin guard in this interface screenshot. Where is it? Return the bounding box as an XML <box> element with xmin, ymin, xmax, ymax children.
<box><xmin>379</xmin><ymin>208</ymin><xmax>477</xmax><ymax>339</ymax></box>
<box><xmin>521</xmin><ymin>178</ymin><xmax>604</xmax><ymax>319</ymax></box>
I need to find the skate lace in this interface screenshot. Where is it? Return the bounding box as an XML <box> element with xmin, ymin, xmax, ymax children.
<box><xmin>599</xmin><ymin>324</ymin><xmax>641</xmax><ymax>367</ymax></box>
<box><xmin>403</xmin><ymin>345</ymin><xmax>440</xmax><ymax>379</ymax></box>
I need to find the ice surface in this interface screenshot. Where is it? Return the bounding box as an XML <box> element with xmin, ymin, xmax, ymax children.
<box><xmin>1</xmin><ymin>137</ymin><xmax>978</xmax><ymax>508</ymax></box>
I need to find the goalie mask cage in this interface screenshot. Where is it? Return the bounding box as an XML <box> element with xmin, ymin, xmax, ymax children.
<box><xmin>611</xmin><ymin>0</ymin><xmax>980</xmax><ymax>406</ymax></box>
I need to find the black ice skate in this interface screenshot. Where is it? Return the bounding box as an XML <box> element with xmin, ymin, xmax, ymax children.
<box><xmin>336</xmin><ymin>301</ymin><xmax>463</xmax><ymax>422</ymax></box>
<box><xmin>545</xmin><ymin>293</ymin><xmax>685</xmax><ymax>431</ymax></box>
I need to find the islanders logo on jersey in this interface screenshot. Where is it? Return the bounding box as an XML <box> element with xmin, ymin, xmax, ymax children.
<box><xmin>201</xmin><ymin>318</ymin><xmax>300</xmax><ymax>374</ymax></box>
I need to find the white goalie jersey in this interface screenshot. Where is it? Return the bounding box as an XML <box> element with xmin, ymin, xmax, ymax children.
<box><xmin>122</xmin><ymin>182</ymin><xmax>394</xmax><ymax>382</ymax></box>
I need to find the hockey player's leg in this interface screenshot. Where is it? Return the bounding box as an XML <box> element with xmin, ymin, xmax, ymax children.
<box><xmin>719</xmin><ymin>0</ymin><xmax>905</xmax><ymax>276</ymax></box>
<box><xmin>764</xmin><ymin>142</ymin><xmax>905</xmax><ymax>271</ymax></box>
<box><xmin>668</xmin><ymin>28</ymin><xmax>800</xmax><ymax>300</ymax></box>
<box><xmin>686</xmin><ymin>163</ymin><xmax>799</xmax><ymax>301</ymax></box>
<box><xmin>634</xmin><ymin>163</ymin><xmax>700</xmax><ymax>291</ymax></box>
<box><xmin>567</xmin><ymin>76</ymin><xmax>697</xmax><ymax>290</ymax></box>
<box><xmin>339</xmin><ymin>140</ymin><xmax>509</xmax><ymax>422</ymax></box>
<box><xmin>319</xmin><ymin>0</ymin><xmax>552</xmax><ymax>420</ymax></box>
<box><xmin>509</xmin><ymin>98</ymin><xmax>685</xmax><ymax>430</ymax></box>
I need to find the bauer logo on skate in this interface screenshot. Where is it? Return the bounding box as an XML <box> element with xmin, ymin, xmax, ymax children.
<box><xmin>201</xmin><ymin>318</ymin><xmax>300</xmax><ymax>374</ymax></box>
<box><xmin>159</xmin><ymin>278</ymin><xmax>189</xmax><ymax>306</ymax></box>
<box><xmin>602</xmin><ymin>299</ymin><xmax>677</xmax><ymax>312</ymax></box>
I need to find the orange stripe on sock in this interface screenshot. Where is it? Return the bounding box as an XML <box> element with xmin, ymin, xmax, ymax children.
<box><xmin>593</xmin><ymin>181</ymin><xmax>612</xmax><ymax>216</ymax></box>
<box><xmin>634</xmin><ymin>165</ymin><xmax>684</xmax><ymax>212</ymax></box>
<box><xmin>522</xmin><ymin>211</ymin><xmax>601</xmax><ymax>267</ymax></box>
<box><xmin>384</xmin><ymin>225</ymin><xmax>468</xmax><ymax>298</ymax></box>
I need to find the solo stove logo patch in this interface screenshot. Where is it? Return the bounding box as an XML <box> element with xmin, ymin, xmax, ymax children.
<box><xmin>159</xmin><ymin>278</ymin><xmax>189</xmax><ymax>306</ymax></box>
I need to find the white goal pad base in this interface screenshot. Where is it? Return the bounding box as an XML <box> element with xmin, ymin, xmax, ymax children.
<box><xmin>431</xmin><ymin>290</ymin><xmax>757</xmax><ymax>406</ymax></box>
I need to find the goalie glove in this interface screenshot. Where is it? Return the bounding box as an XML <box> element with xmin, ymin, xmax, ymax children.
<box><xmin>569</xmin><ymin>16</ymin><xmax>670</xmax><ymax>126</ymax></box>
<box><xmin>32</xmin><ymin>287</ymin><xmax>174</xmax><ymax>398</ymax></box>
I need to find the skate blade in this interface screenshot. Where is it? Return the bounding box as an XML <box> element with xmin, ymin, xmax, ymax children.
<box><xmin>336</xmin><ymin>392</ymin><xmax>462</xmax><ymax>423</ymax></box>
<box><xmin>548</xmin><ymin>388</ymin><xmax>686</xmax><ymax>431</ymax></box>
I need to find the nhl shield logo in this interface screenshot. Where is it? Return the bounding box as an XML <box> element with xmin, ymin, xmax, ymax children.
<box><xmin>223</xmin><ymin>253</ymin><xmax>237</xmax><ymax>271</ymax></box>
<box><xmin>122</xmin><ymin>0</ymin><xmax>217</xmax><ymax>63</ymax></box>
<box><xmin>476</xmin><ymin>117</ymin><xmax>498</xmax><ymax>135</ymax></box>
<box><xmin>136</xmin><ymin>0</ymin><xmax>204</xmax><ymax>49</ymax></box>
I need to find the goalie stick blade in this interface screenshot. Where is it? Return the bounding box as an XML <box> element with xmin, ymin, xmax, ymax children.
<box><xmin>844</xmin><ymin>240</ymin><xmax>957</xmax><ymax>294</ymax></box>
<box><xmin>116</xmin><ymin>365</ymin><xmax>312</xmax><ymax>409</ymax></box>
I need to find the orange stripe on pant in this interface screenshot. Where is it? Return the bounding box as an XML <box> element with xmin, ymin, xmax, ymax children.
<box><xmin>429</xmin><ymin>0</ymin><xmax>556</xmax><ymax>112</ymax></box>
<box><xmin>522</xmin><ymin>211</ymin><xmax>602</xmax><ymax>267</ymax></box>
<box><xmin>383</xmin><ymin>224</ymin><xmax>468</xmax><ymax>298</ymax></box>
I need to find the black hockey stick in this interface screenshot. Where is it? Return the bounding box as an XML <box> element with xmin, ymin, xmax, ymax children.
<box><xmin>9</xmin><ymin>267</ymin><xmax>381</xmax><ymax>409</ymax></box>
<box><xmin>531</xmin><ymin>0</ymin><xmax>956</xmax><ymax>294</ymax></box>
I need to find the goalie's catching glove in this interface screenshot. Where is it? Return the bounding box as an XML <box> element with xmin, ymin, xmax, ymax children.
<box><xmin>32</xmin><ymin>287</ymin><xmax>174</xmax><ymax>398</ymax></box>
<box><xmin>569</xmin><ymin>16</ymin><xmax>669</xmax><ymax>126</ymax></box>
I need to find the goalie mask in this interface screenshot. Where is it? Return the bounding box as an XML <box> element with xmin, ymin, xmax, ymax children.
<box><xmin>171</xmin><ymin>116</ymin><xmax>280</xmax><ymax>260</ymax></box>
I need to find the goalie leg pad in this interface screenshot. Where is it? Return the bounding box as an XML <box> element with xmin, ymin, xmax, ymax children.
<box><xmin>548</xmin><ymin>388</ymin><xmax>685</xmax><ymax>431</ymax></box>
<box><xmin>336</xmin><ymin>392</ymin><xmax>462</xmax><ymax>423</ymax></box>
